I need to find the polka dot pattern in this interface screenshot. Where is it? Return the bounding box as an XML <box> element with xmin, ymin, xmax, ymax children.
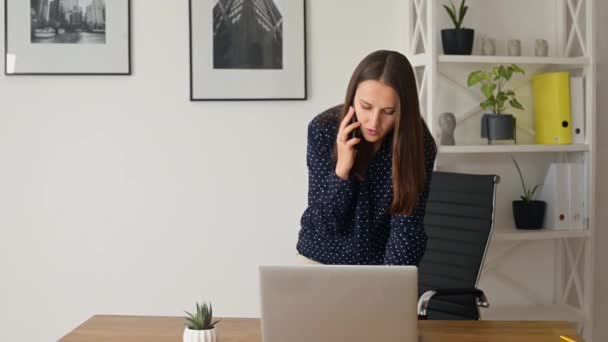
<box><xmin>296</xmin><ymin>108</ymin><xmax>437</xmax><ymax>265</ymax></box>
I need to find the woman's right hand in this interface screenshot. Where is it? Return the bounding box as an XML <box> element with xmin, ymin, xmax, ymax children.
<box><xmin>335</xmin><ymin>106</ymin><xmax>362</xmax><ymax>180</ymax></box>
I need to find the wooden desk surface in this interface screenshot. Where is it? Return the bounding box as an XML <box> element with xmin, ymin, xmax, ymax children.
<box><xmin>59</xmin><ymin>315</ymin><xmax>583</xmax><ymax>342</ymax></box>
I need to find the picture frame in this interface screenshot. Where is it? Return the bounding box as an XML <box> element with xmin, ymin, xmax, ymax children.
<box><xmin>189</xmin><ymin>0</ymin><xmax>307</xmax><ymax>101</ymax></box>
<box><xmin>4</xmin><ymin>0</ymin><xmax>131</xmax><ymax>75</ymax></box>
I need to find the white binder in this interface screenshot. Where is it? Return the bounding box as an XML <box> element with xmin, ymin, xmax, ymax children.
<box><xmin>537</xmin><ymin>162</ymin><xmax>586</xmax><ymax>230</ymax></box>
<box><xmin>570</xmin><ymin>76</ymin><xmax>585</xmax><ymax>144</ymax></box>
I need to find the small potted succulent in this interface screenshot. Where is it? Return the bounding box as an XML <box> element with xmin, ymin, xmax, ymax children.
<box><xmin>467</xmin><ymin>64</ymin><xmax>525</xmax><ymax>143</ymax></box>
<box><xmin>441</xmin><ymin>0</ymin><xmax>474</xmax><ymax>55</ymax></box>
<box><xmin>183</xmin><ymin>302</ymin><xmax>221</xmax><ymax>342</ymax></box>
<box><xmin>511</xmin><ymin>156</ymin><xmax>546</xmax><ymax>229</ymax></box>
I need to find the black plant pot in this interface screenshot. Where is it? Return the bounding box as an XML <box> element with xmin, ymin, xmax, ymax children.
<box><xmin>441</xmin><ymin>28</ymin><xmax>474</xmax><ymax>55</ymax></box>
<box><xmin>512</xmin><ymin>200</ymin><xmax>546</xmax><ymax>230</ymax></box>
<box><xmin>481</xmin><ymin>113</ymin><xmax>516</xmax><ymax>142</ymax></box>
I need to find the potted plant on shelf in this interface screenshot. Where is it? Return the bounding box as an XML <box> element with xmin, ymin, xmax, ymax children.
<box><xmin>183</xmin><ymin>302</ymin><xmax>221</xmax><ymax>342</ymax></box>
<box><xmin>441</xmin><ymin>0</ymin><xmax>474</xmax><ymax>55</ymax></box>
<box><xmin>511</xmin><ymin>156</ymin><xmax>546</xmax><ymax>230</ymax></box>
<box><xmin>467</xmin><ymin>64</ymin><xmax>525</xmax><ymax>144</ymax></box>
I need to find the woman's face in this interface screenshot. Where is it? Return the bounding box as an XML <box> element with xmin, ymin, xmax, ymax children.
<box><xmin>353</xmin><ymin>80</ymin><xmax>399</xmax><ymax>145</ymax></box>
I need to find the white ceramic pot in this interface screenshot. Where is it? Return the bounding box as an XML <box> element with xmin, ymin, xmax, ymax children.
<box><xmin>183</xmin><ymin>327</ymin><xmax>219</xmax><ymax>342</ymax></box>
<box><xmin>481</xmin><ymin>37</ymin><xmax>496</xmax><ymax>56</ymax></box>
<box><xmin>507</xmin><ymin>39</ymin><xmax>522</xmax><ymax>56</ymax></box>
<box><xmin>535</xmin><ymin>39</ymin><xmax>549</xmax><ymax>56</ymax></box>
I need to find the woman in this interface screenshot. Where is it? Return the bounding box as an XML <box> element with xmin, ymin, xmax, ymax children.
<box><xmin>296</xmin><ymin>50</ymin><xmax>437</xmax><ymax>265</ymax></box>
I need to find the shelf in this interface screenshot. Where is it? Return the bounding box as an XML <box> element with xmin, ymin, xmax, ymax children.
<box><xmin>437</xmin><ymin>55</ymin><xmax>589</xmax><ymax>66</ymax></box>
<box><xmin>492</xmin><ymin>229</ymin><xmax>590</xmax><ymax>241</ymax></box>
<box><xmin>481</xmin><ymin>304</ymin><xmax>585</xmax><ymax>322</ymax></box>
<box><xmin>438</xmin><ymin>144</ymin><xmax>589</xmax><ymax>154</ymax></box>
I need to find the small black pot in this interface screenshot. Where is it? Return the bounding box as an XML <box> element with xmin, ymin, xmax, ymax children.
<box><xmin>441</xmin><ymin>28</ymin><xmax>474</xmax><ymax>55</ymax></box>
<box><xmin>481</xmin><ymin>114</ymin><xmax>516</xmax><ymax>141</ymax></box>
<box><xmin>512</xmin><ymin>200</ymin><xmax>546</xmax><ymax>230</ymax></box>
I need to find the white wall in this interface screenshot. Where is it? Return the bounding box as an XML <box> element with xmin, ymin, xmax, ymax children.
<box><xmin>3</xmin><ymin>1</ymin><xmax>606</xmax><ymax>341</ymax></box>
<box><xmin>0</xmin><ymin>0</ymin><xmax>406</xmax><ymax>341</ymax></box>
<box><xmin>594</xmin><ymin>0</ymin><xmax>608</xmax><ymax>340</ymax></box>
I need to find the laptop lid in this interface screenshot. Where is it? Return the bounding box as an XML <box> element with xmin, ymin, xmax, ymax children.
<box><xmin>259</xmin><ymin>264</ymin><xmax>418</xmax><ymax>342</ymax></box>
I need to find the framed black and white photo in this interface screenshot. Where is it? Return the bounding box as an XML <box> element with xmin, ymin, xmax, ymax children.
<box><xmin>4</xmin><ymin>0</ymin><xmax>131</xmax><ymax>75</ymax></box>
<box><xmin>189</xmin><ymin>0</ymin><xmax>306</xmax><ymax>100</ymax></box>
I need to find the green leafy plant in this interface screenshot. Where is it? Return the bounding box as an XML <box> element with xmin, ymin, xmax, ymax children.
<box><xmin>184</xmin><ymin>302</ymin><xmax>221</xmax><ymax>330</ymax></box>
<box><xmin>511</xmin><ymin>156</ymin><xmax>540</xmax><ymax>202</ymax></box>
<box><xmin>467</xmin><ymin>64</ymin><xmax>525</xmax><ymax>115</ymax></box>
<box><xmin>443</xmin><ymin>0</ymin><xmax>468</xmax><ymax>29</ymax></box>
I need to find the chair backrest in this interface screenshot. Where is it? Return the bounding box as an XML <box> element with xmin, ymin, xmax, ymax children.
<box><xmin>418</xmin><ymin>171</ymin><xmax>499</xmax><ymax>320</ymax></box>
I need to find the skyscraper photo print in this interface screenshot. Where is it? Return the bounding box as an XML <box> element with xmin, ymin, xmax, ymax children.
<box><xmin>212</xmin><ymin>0</ymin><xmax>283</xmax><ymax>70</ymax></box>
<box><xmin>190</xmin><ymin>0</ymin><xmax>306</xmax><ymax>100</ymax></box>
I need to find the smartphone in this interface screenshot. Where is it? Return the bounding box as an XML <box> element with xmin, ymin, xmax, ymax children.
<box><xmin>351</xmin><ymin>114</ymin><xmax>360</xmax><ymax>139</ymax></box>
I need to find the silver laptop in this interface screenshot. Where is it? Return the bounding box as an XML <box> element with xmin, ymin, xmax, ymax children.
<box><xmin>259</xmin><ymin>265</ymin><xmax>418</xmax><ymax>342</ymax></box>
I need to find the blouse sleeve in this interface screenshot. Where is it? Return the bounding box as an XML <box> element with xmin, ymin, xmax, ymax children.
<box><xmin>299</xmin><ymin>115</ymin><xmax>358</xmax><ymax>236</ymax></box>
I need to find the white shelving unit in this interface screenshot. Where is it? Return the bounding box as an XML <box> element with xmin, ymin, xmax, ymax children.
<box><xmin>439</xmin><ymin>144</ymin><xmax>589</xmax><ymax>154</ymax></box>
<box><xmin>492</xmin><ymin>229</ymin><xmax>590</xmax><ymax>241</ymax></box>
<box><xmin>405</xmin><ymin>0</ymin><xmax>596</xmax><ymax>340</ymax></box>
<box><xmin>411</xmin><ymin>54</ymin><xmax>590</xmax><ymax>67</ymax></box>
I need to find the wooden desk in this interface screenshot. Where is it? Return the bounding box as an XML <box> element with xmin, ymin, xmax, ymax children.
<box><xmin>59</xmin><ymin>315</ymin><xmax>583</xmax><ymax>342</ymax></box>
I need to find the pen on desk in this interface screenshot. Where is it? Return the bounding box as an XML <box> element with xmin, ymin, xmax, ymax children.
<box><xmin>560</xmin><ymin>335</ymin><xmax>576</xmax><ymax>342</ymax></box>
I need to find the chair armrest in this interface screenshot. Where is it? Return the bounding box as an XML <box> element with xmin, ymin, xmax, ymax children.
<box><xmin>417</xmin><ymin>288</ymin><xmax>489</xmax><ymax>319</ymax></box>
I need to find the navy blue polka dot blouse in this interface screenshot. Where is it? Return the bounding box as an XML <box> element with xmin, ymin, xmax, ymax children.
<box><xmin>296</xmin><ymin>107</ymin><xmax>437</xmax><ymax>265</ymax></box>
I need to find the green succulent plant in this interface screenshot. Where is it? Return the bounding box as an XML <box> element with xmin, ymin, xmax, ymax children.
<box><xmin>184</xmin><ymin>302</ymin><xmax>221</xmax><ymax>330</ymax></box>
<box><xmin>443</xmin><ymin>0</ymin><xmax>468</xmax><ymax>29</ymax></box>
<box><xmin>511</xmin><ymin>156</ymin><xmax>540</xmax><ymax>202</ymax></box>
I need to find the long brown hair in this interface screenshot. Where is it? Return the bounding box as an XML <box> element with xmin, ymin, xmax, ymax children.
<box><xmin>336</xmin><ymin>50</ymin><xmax>432</xmax><ymax>216</ymax></box>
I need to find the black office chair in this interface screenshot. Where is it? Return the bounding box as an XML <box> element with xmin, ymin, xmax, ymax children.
<box><xmin>416</xmin><ymin>171</ymin><xmax>500</xmax><ymax>320</ymax></box>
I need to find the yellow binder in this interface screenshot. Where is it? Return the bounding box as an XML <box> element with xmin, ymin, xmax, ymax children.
<box><xmin>532</xmin><ymin>71</ymin><xmax>573</xmax><ymax>144</ymax></box>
